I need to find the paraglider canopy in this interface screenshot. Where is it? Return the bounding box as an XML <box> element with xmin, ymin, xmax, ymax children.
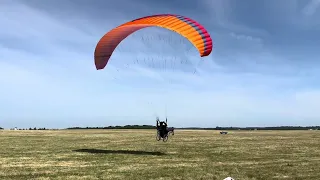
<box><xmin>94</xmin><ymin>14</ymin><xmax>213</xmax><ymax>70</ymax></box>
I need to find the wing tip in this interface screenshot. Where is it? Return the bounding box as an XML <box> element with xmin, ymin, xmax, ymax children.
<box><xmin>95</xmin><ymin>66</ymin><xmax>104</xmax><ymax>70</ymax></box>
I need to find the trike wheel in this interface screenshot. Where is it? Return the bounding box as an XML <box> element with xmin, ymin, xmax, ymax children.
<box><xmin>156</xmin><ymin>131</ymin><xmax>161</xmax><ymax>141</ymax></box>
<box><xmin>163</xmin><ymin>135</ymin><xmax>168</xmax><ymax>142</ymax></box>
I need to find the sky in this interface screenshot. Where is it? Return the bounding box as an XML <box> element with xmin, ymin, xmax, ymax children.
<box><xmin>1</xmin><ymin>0</ymin><xmax>320</xmax><ymax>129</ymax></box>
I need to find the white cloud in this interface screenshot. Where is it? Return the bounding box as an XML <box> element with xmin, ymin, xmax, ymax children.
<box><xmin>202</xmin><ymin>0</ymin><xmax>269</xmax><ymax>37</ymax></box>
<box><xmin>302</xmin><ymin>0</ymin><xmax>320</xmax><ymax>16</ymax></box>
<box><xmin>230</xmin><ymin>32</ymin><xmax>262</xmax><ymax>43</ymax></box>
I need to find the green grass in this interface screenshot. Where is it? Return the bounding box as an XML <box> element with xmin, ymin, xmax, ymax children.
<box><xmin>0</xmin><ymin>129</ymin><xmax>319</xmax><ymax>180</ymax></box>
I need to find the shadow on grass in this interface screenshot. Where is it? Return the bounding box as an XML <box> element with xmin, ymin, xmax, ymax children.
<box><xmin>73</xmin><ymin>149</ymin><xmax>166</xmax><ymax>156</ymax></box>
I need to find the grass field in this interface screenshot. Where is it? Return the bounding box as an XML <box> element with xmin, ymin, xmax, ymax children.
<box><xmin>0</xmin><ymin>129</ymin><xmax>319</xmax><ymax>180</ymax></box>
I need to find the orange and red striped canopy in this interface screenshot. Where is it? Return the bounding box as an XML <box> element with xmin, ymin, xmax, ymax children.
<box><xmin>94</xmin><ymin>14</ymin><xmax>213</xmax><ymax>70</ymax></box>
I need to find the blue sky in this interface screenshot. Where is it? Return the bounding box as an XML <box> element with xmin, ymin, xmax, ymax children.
<box><xmin>1</xmin><ymin>0</ymin><xmax>320</xmax><ymax>129</ymax></box>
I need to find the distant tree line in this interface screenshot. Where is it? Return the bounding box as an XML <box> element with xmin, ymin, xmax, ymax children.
<box><xmin>7</xmin><ymin>127</ymin><xmax>59</xmax><ymax>130</ymax></box>
<box><xmin>67</xmin><ymin>125</ymin><xmax>156</xmax><ymax>129</ymax></box>
<box><xmin>2</xmin><ymin>125</ymin><xmax>319</xmax><ymax>130</ymax></box>
<box><xmin>66</xmin><ymin>125</ymin><xmax>320</xmax><ymax>130</ymax></box>
<box><xmin>181</xmin><ymin>126</ymin><xmax>320</xmax><ymax>130</ymax></box>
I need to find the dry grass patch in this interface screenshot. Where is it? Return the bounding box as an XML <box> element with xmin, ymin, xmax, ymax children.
<box><xmin>0</xmin><ymin>129</ymin><xmax>319</xmax><ymax>179</ymax></box>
